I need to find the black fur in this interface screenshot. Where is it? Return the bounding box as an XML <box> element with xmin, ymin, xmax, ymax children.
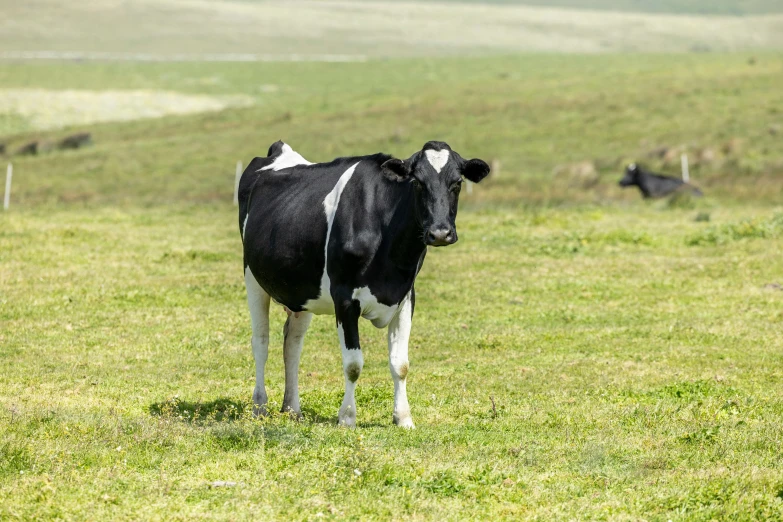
<box><xmin>619</xmin><ymin>163</ymin><xmax>703</xmax><ymax>199</ymax></box>
<box><xmin>240</xmin><ymin>141</ymin><xmax>489</xmax><ymax>328</ymax></box>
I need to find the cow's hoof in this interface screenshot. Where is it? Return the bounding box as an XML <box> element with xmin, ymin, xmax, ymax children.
<box><xmin>338</xmin><ymin>411</ymin><xmax>356</xmax><ymax>428</ymax></box>
<box><xmin>393</xmin><ymin>413</ymin><xmax>415</xmax><ymax>429</ymax></box>
<box><xmin>338</xmin><ymin>412</ymin><xmax>356</xmax><ymax>428</ymax></box>
<box><xmin>338</xmin><ymin>403</ymin><xmax>356</xmax><ymax>428</ymax></box>
<box><xmin>252</xmin><ymin>387</ymin><xmax>268</xmax><ymax>417</ymax></box>
<box><xmin>281</xmin><ymin>407</ymin><xmax>303</xmax><ymax>421</ymax></box>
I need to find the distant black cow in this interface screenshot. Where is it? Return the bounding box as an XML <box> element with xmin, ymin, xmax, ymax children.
<box><xmin>15</xmin><ymin>141</ymin><xmax>40</xmax><ymax>156</ymax></box>
<box><xmin>238</xmin><ymin>141</ymin><xmax>489</xmax><ymax>428</ymax></box>
<box><xmin>619</xmin><ymin>163</ymin><xmax>702</xmax><ymax>198</ymax></box>
<box><xmin>57</xmin><ymin>132</ymin><xmax>92</xmax><ymax>150</ymax></box>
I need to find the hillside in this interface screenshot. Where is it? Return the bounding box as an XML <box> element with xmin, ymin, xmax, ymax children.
<box><xmin>1</xmin><ymin>53</ymin><xmax>782</xmax><ymax>207</ymax></box>
<box><xmin>1</xmin><ymin>0</ymin><xmax>783</xmax><ymax>57</ymax></box>
<box><xmin>377</xmin><ymin>0</ymin><xmax>783</xmax><ymax>15</ymax></box>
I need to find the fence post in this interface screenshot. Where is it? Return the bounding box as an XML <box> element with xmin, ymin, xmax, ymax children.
<box><xmin>491</xmin><ymin>159</ymin><xmax>501</xmax><ymax>179</ymax></box>
<box><xmin>681</xmin><ymin>153</ymin><xmax>690</xmax><ymax>183</ymax></box>
<box><xmin>3</xmin><ymin>163</ymin><xmax>11</xmax><ymax>211</ymax></box>
<box><xmin>233</xmin><ymin>160</ymin><xmax>243</xmax><ymax>205</ymax></box>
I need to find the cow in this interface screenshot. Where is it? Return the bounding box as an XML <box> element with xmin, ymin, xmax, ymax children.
<box><xmin>57</xmin><ymin>132</ymin><xmax>92</xmax><ymax>150</ymax></box>
<box><xmin>238</xmin><ymin>140</ymin><xmax>490</xmax><ymax>428</ymax></box>
<box><xmin>619</xmin><ymin>163</ymin><xmax>703</xmax><ymax>199</ymax></box>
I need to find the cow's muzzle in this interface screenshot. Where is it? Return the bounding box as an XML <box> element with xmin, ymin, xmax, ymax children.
<box><xmin>426</xmin><ymin>226</ymin><xmax>457</xmax><ymax>247</ymax></box>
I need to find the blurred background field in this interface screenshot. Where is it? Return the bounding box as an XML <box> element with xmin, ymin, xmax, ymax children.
<box><xmin>1</xmin><ymin>53</ymin><xmax>781</xmax><ymax>205</ymax></box>
<box><xmin>1</xmin><ymin>1</ymin><xmax>783</xmax><ymax>520</ymax></box>
<box><xmin>2</xmin><ymin>0</ymin><xmax>783</xmax><ymax>56</ymax></box>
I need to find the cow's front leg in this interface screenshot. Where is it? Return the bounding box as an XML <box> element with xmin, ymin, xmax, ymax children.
<box><xmin>244</xmin><ymin>267</ymin><xmax>271</xmax><ymax>416</ymax></box>
<box><xmin>388</xmin><ymin>291</ymin><xmax>415</xmax><ymax>428</ymax></box>
<box><xmin>334</xmin><ymin>294</ymin><xmax>363</xmax><ymax>428</ymax></box>
<box><xmin>281</xmin><ymin>311</ymin><xmax>313</xmax><ymax>418</ymax></box>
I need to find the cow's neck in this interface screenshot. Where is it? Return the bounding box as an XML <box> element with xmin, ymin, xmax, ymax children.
<box><xmin>389</xmin><ymin>189</ymin><xmax>427</xmax><ymax>271</ymax></box>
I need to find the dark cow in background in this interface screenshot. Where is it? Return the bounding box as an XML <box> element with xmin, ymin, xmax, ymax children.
<box><xmin>57</xmin><ymin>132</ymin><xmax>92</xmax><ymax>151</ymax></box>
<box><xmin>238</xmin><ymin>140</ymin><xmax>490</xmax><ymax>428</ymax></box>
<box><xmin>619</xmin><ymin>163</ymin><xmax>703</xmax><ymax>198</ymax></box>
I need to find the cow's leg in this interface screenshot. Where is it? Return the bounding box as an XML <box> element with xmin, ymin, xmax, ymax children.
<box><xmin>388</xmin><ymin>291</ymin><xmax>415</xmax><ymax>428</ymax></box>
<box><xmin>281</xmin><ymin>311</ymin><xmax>313</xmax><ymax>417</ymax></box>
<box><xmin>244</xmin><ymin>267</ymin><xmax>271</xmax><ymax>416</ymax></box>
<box><xmin>335</xmin><ymin>296</ymin><xmax>363</xmax><ymax>428</ymax></box>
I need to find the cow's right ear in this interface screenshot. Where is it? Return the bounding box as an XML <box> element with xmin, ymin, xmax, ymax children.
<box><xmin>381</xmin><ymin>158</ymin><xmax>412</xmax><ymax>182</ymax></box>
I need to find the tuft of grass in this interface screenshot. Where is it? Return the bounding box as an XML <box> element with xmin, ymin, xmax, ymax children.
<box><xmin>687</xmin><ymin>213</ymin><xmax>783</xmax><ymax>245</ymax></box>
<box><xmin>0</xmin><ymin>440</ymin><xmax>34</xmax><ymax>478</ymax></box>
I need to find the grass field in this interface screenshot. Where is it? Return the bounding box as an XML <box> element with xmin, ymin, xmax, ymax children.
<box><xmin>2</xmin><ymin>0</ymin><xmax>783</xmax><ymax>57</ymax></box>
<box><xmin>2</xmin><ymin>50</ymin><xmax>783</xmax><ymax>519</ymax></box>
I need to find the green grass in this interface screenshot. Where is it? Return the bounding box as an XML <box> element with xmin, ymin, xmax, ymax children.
<box><xmin>2</xmin><ymin>204</ymin><xmax>783</xmax><ymax>519</ymax></box>
<box><xmin>1</xmin><ymin>54</ymin><xmax>782</xmax><ymax>205</ymax></box>
<box><xmin>2</xmin><ymin>53</ymin><xmax>783</xmax><ymax>519</ymax></box>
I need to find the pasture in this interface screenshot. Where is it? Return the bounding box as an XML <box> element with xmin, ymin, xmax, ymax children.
<box><xmin>2</xmin><ymin>50</ymin><xmax>783</xmax><ymax>520</ymax></box>
<box><xmin>3</xmin><ymin>0</ymin><xmax>783</xmax><ymax>57</ymax></box>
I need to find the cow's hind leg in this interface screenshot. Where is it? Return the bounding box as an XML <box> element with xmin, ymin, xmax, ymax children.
<box><xmin>245</xmin><ymin>267</ymin><xmax>271</xmax><ymax>416</ymax></box>
<box><xmin>334</xmin><ymin>294</ymin><xmax>363</xmax><ymax>428</ymax></box>
<box><xmin>281</xmin><ymin>312</ymin><xmax>313</xmax><ymax>418</ymax></box>
<box><xmin>388</xmin><ymin>292</ymin><xmax>415</xmax><ymax>428</ymax></box>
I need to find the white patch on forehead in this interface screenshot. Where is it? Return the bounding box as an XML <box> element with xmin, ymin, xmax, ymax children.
<box><xmin>258</xmin><ymin>143</ymin><xmax>313</xmax><ymax>172</ymax></box>
<box><xmin>425</xmin><ymin>149</ymin><xmax>450</xmax><ymax>173</ymax></box>
<box><xmin>303</xmin><ymin>162</ymin><xmax>360</xmax><ymax>315</ymax></box>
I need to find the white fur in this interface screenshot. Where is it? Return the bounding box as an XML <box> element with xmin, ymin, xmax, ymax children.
<box><xmin>258</xmin><ymin>143</ymin><xmax>313</xmax><ymax>172</ymax></box>
<box><xmin>281</xmin><ymin>312</ymin><xmax>313</xmax><ymax>415</ymax></box>
<box><xmin>244</xmin><ymin>266</ymin><xmax>271</xmax><ymax>416</ymax></box>
<box><xmin>303</xmin><ymin>162</ymin><xmax>360</xmax><ymax>314</ymax></box>
<box><xmin>337</xmin><ymin>324</ymin><xmax>364</xmax><ymax>428</ymax></box>
<box><xmin>425</xmin><ymin>149</ymin><xmax>450</xmax><ymax>173</ymax></box>
<box><xmin>388</xmin><ymin>293</ymin><xmax>414</xmax><ymax>428</ymax></box>
<box><xmin>352</xmin><ymin>286</ymin><xmax>399</xmax><ymax>328</ymax></box>
<box><xmin>242</xmin><ymin>213</ymin><xmax>249</xmax><ymax>241</ymax></box>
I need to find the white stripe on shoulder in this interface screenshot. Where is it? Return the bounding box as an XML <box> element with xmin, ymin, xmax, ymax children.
<box><xmin>258</xmin><ymin>143</ymin><xmax>313</xmax><ymax>172</ymax></box>
<box><xmin>303</xmin><ymin>162</ymin><xmax>360</xmax><ymax>314</ymax></box>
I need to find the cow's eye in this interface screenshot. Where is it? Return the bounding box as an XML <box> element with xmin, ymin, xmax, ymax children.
<box><xmin>450</xmin><ymin>180</ymin><xmax>462</xmax><ymax>192</ymax></box>
<box><xmin>412</xmin><ymin>179</ymin><xmax>422</xmax><ymax>190</ymax></box>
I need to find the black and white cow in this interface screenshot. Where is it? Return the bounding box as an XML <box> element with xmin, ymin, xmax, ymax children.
<box><xmin>619</xmin><ymin>163</ymin><xmax>703</xmax><ymax>199</ymax></box>
<box><xmin>238</xmin><ymin>141</ymin><xmax>489</xmax><ymax>428</ymax></box>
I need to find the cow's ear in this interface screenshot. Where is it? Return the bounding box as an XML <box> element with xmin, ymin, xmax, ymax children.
<box><xmin>462</xmin><ymin>159</ymin><xmax>490</xmax><ymax>183</ymax></box>
<box><xmin>381</xmin><ymin>158</ymin><xmax>412</xmax><ymax>182</ymax></box>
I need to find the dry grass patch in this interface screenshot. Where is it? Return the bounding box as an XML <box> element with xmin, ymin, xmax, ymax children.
<box><xmin>0</xmin><ymin>88</ymin><xmax>253</xmax><ymax>132</ymax></box>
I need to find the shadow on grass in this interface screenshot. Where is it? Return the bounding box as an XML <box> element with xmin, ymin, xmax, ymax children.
<box><xmin>295</xmin><ymin>407</ymin><xmax>386</xmax><ymax>428</ymax></box>
<box><xmin>149</xmin><ymin>397</ymin><xmax>246</xmax><ymax>423</ymax></box>
<box><xmin>149</xmin><ymin>397</ymin><xmax>387</xmax><ymax>429</ymax></box>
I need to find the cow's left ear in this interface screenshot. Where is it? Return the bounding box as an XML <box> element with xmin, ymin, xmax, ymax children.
<box><xmin>462</xmin><ymin>159</ymin><xmax>490</xmax><ymax>183</ymax></box>
<box><xmin>381</xmin><ymin>158</ymin><xmax>412</xmax><ymax>182</ymax></box>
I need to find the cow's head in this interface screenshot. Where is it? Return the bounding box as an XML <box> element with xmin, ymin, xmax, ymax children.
<box><xmin>619</xmin><ymin>163</ymin><xmax>640</xmax><ymax>187</ymax></box>
<box><xmin>381</xmin><ymin>141</ymin><xmax>490</xmax><ymax>246</ymax></box>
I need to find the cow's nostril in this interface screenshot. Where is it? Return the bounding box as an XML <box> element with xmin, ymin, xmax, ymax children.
<box><xmin>427</xmin><ymin>227</ymin><xmax>454</xmax><ymax>246</ymax></box>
